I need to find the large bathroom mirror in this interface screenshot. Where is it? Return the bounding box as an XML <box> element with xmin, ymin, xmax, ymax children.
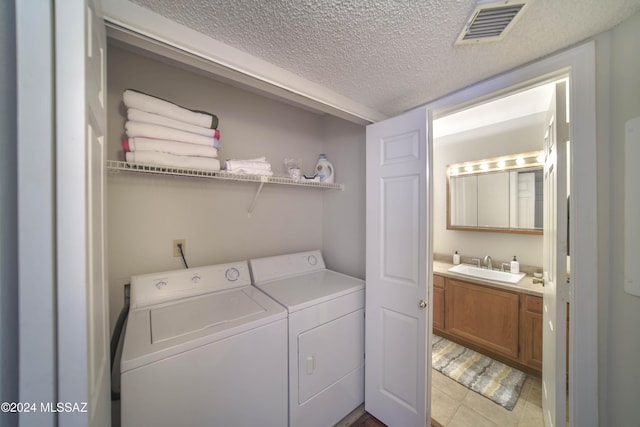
<box><xmin>447</xmin><ymin>151</ymin><xmax>544</xmax><ymax>235</ymax></box>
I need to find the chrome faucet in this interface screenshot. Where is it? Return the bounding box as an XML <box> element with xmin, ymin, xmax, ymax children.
<box><xmin>483</xmin><ymin>255</ymin><xmax>493</xmax><ymax>270</ymax></box>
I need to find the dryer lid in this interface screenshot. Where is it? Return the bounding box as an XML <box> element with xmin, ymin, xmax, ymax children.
<box><xmin>255</xmin><ymin>269</ymin><xmax>364</xmax><ymax>312</ymax></box>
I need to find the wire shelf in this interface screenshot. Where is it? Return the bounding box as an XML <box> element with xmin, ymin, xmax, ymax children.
<box><xmin>106</xmin><ymin>160</ymin><xmax>344</xmax><ymax>190</ymax></box>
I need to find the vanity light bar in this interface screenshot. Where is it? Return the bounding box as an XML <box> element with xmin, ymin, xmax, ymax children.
<box><xmin>447</xmin><ymin>150</ymin><xmax>543</xmax><ymax>176</ymax></box>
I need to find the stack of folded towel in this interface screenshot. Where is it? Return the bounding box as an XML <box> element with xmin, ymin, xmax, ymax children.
<box><xmin>121</xmin><ymin>89</ymin><xmax>221</xmax><ymax>172</ymax></box>
<box><xmin>224</xmin><ymin>157</ymin><xmax>273</xmax><ymax>176</ymax></box>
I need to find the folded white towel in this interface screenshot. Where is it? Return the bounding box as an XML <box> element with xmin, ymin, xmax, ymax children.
<box><xmin>224</xmin><ymin>168</ymin><xmax>274</xmax><ymax>177</ymax></box>
<box><xmin>123</xmin><ymin>90</ymin><xmax>218</xmax><ymax>129</ymax></box>
<box><xmin>127</xmin><ymin>108</ymin><xmax>219</xmax><ymax>138</ymax></box>
<box><xmin>123</xmin><ymin>138</ymin><xmax>219</xmax><ymax>158</ymax></box>
<box><xmin>125</xmin><ymin>121</ymin><xmax>219</xmax><ymax>148</ymax></box>
<box><xmin>225</xmin><ymin>159</ymin><xmax>272</xmax><ymax>171</ymax></box>
<box><xmin>126</xmin><ymin>151</ymin><xmax>221</xmax><ymax>172</ymax></box>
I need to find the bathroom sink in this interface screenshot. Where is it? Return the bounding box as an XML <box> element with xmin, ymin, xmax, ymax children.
<box><xmin>447</xmin><ymin>264</ymin><xmax>526</xmax><ymax>284</ymax></box>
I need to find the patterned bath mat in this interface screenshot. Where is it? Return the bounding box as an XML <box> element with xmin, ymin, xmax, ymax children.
<box><xmin>432</xmin><ymin>335</ymin><xmax>527</xmax><ymax>410</ymax></box>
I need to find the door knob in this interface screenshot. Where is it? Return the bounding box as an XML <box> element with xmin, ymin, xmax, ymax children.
<box><xmin>419</xmin><ymin>299</ymin><xmax>427</xmax><ymax>309</ymax></box>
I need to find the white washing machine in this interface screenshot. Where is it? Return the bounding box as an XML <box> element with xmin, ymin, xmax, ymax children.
<box><xmin>249</xmin><ymin>250</ymin><xmax>365</xmax><ymax>427</ymax></box>
<box><xmin>120</xmin><ymin>261</ymin><xmax>288</xmax><ymax>427</ymax></box>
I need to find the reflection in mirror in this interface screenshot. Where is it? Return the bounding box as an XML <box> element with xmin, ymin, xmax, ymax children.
<box><xmin>447</xmin><ymin>151</ymin><xmax>543</xmax><ymax>235</ymax></box>
<box><xmin>510</xmin><ymin>169</ymin><xmax>543</xmax><ymax>229</ymax></box>
<box><xmin>478</xmin><ymin>172</ymin><xmax>509</xmax><ymax>227</ymax></box>
<box><xmin>450</xmin><ymin>175</ymin><xmax>477</xmax><ymax>226</ymax></box>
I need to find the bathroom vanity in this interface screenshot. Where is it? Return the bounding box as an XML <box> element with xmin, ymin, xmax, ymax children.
<box><xmin>433</xmin><ymin>261</ymin><xmax>543</xmax><ymax>376</ymax></box>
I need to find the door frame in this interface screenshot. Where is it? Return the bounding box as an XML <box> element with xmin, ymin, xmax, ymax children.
<box><xmin>424</xmin><ymin>41</ymin><xmax>597</xmax><ymax>425</ymax></box>
<box><xmin>16</xmin><ymin>1</ymin><xmax>57</xmax><ymax>422</ymax></box>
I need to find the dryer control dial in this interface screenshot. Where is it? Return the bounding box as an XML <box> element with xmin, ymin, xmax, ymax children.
<box><xmin>225</xmin><ymin>267</ymin><xmax>240</xmax><ymax>282</ymax></box>
<box><xmin>307</xmin><ymin>255</ymin><xmax>318</xmax><ymax>266</ymax></box>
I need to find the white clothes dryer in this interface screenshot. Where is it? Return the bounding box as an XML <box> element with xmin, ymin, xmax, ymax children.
<box><xmin>249</xmin><ymin>250</ymin><xmax>365</xmax><ymax>427</ymax></box>
<box><xmin>120</xmin><ymin>261</ymin><xmax>287</xmax><ymax>427</ymax></box>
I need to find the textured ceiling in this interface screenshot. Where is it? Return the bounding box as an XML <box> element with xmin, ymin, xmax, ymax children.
<box><xmin>130</xmin><ymin>0</ymin><xmax>640</xmax><ymax>117</ymax></box>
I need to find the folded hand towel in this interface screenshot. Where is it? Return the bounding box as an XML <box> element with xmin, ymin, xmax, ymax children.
<box><xmin>125</xmin><ymin>151</ymin><xmax>221</xmax><ymax>172</ymax></box>
<box><xmin>225</xmin><ymin>159</ymin><xmax>273</xmax><ymax>171</ymax></box>
<box><xmin>122</xmin><ymin>138</ymin><xmax>219</xmax><ymax>158</ymax></box>
<box><xmin>125</xmin><ymin>121</ymin><xmax>219</xmax><ymax>148</ymax></box>
<box><xmin>123</xmin><ymin>89</ymin><xmax>218</xmax><ymax>129</ymax></box>
<box><xmin>127</xmin><ymin>108</ymin><xmax>220</xmax><ymax>138</ymax></box>
<box><xmin>224</xmin><ymin>168</ymin><xmax>274</xmax><ymax>177</ymax></box>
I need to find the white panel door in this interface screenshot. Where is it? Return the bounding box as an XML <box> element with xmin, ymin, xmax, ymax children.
<box><xmin>365</xmin><ymin>107</ymin><xmax>431</xmax><ymax>426</ymax></box>
<box><xmin>56</xmin><ymin>0</ymin><xmax>110</xmax><ymax>426</ymax></box>
<box><xmin>542</xmin><ymin>81</ymin><xmax>569</xmax><ymax>427</ymax></box>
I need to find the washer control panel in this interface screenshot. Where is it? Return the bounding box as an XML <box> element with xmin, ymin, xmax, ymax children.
<box><xmin>131</xmin><ymin>261</ymin><xmax>251</xmax><ymax>308</ymax></box>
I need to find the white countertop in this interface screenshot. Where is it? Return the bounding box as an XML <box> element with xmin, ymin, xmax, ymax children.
<box><xmin>433</xmin><ymin>260</ymin><xmax>544</xmax><ymax>297</ymax></box>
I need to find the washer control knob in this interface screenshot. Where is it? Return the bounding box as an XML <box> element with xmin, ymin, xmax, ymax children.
<box><xmin>225</xmin><ymin>267</ymin><xmax>240</xmax><ymax>282</ymax></box>
<box><xmin>154</xmin><ymin>279</ymin><xmax>168</xmax><ymax>290</ymax></box>
<box><xmin>191</xmin><ymin>274</ymin><xmax>201</xmax><ymax>284</ymax></box>
<box><xmin>307</xmin><ymin>255</ymin><xmax>318</xmax><ymax>266</ymax></box>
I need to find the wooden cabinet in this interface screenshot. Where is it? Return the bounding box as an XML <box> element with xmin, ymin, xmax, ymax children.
<box><xmin>433</xmin><ymin>275</ymin><xmax>445</xmax><ymax>330</ymax></box>
<box><xmin>445</xmin><ymin>278</ymin><xmax>520</xmax><ymax>359</ymax></box>
<box><xmin>432</xmin><ymin>274</ymin><xmax>543</xmax><ymax>375</ymax></box>
<box><xmin>520</xmin><ymin>295</ymin><xmax>543</xmax><ymax>370</ymax></box>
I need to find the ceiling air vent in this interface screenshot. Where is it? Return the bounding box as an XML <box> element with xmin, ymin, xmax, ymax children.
<box><xmin>455</xmin><ymin>1</ymin><xmax>530</xmax><ymax>45</ymax></box>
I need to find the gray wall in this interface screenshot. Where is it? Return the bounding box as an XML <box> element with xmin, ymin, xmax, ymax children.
<box><xmin>596</xmin><ymin>10</ymin><xmax>640</xmax><ymax>425</ymax></box>
<box><xmin>433</xmin><ymin>114</ymin><xmax>546</xmax><ymax>267</ymax></box>
<box><xmin>107</xmin><ymin>45</ymin><xmax>366</xmax><ymax>327</ymax></box>
<box><xmin>322</xmin><ymin>115</ymin><xmax>366</xmax><ymax>279</ymax></box>
<box><xmin>0</xmin><ymin>1</ymin><xmax>19</xmax><ymax>426</ymax></box>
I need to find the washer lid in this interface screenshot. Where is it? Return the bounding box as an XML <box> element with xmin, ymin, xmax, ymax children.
<box><xmin>151</xmin><ymin>288</ymin><xmax>263</xmax><ymax>343</ymax></box>
<box><xmin>254</xmin><ymin>269</ymin><xmax>364</xmax><ymax>313</ymax></box>
<box><xmin>121</xmin><ymin>286</ymin><xmax>286</xmax><ymax>372</ymax></box>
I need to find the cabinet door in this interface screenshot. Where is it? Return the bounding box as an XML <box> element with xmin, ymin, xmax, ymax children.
<box><xmin>433</xmin><ymin>275</ymin><xmax>445</xmax><ymax>331</ymax></box>
<box><xmin>445</xmin><ymin>279</ymin><xmax>520</xmax><ymax>359</ymax></box>
<box><xmin>521</xmin><ymin>295</ymin><xmax>543</xmax><ymax>371</ymax></box>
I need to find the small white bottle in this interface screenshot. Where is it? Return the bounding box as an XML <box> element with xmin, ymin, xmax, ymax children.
<box><xmin>315</xmin><ymin>154</ymin><xmax>334</xmax><ymax>183</ymax></box>
<box><xmin>453</xmin><ymin>251</ymin><xmax>461</xmax><ymax>265</ymax></box>
<box><xmin>510</xmin><ymin>256</ymin><xmax>520</xmax><ymax>274</ymax></box>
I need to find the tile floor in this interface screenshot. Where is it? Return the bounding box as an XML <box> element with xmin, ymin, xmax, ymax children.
<box><xmin>337</xmin><ymin>368</ymin><xmax>543</xmax><ymax>427</ymax></box>
<box><xmin>431</xmin><ymin>368</ymin><xmax>544</xmax><ymax>427</ymax></box>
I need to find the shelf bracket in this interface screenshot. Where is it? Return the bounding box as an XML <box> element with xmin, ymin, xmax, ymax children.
<box><xmin>247</xmin><ymin>177</ymin><xmax>268</xmax><ymax>217</ymax></box>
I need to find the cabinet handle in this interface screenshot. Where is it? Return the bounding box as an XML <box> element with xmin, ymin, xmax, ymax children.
<box><xmin>419</xmin><ymin>299</ymin><xmax>427</xmax><ymax>309</ymax></box>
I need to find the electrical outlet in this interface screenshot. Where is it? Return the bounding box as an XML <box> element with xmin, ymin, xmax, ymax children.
<box><xmin>173</xmin><ymin>239</ymin><xmax>186</xmax><ymax>257</ymax></box>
